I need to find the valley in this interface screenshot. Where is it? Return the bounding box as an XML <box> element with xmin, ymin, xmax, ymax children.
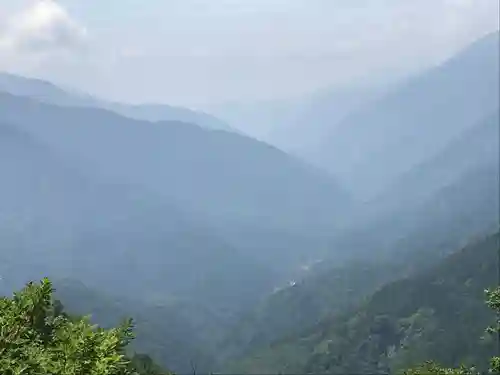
<box><xmin>0</xmin><ymin>7</ymin><xmax>498</xmax><ymax>373</ymax></box>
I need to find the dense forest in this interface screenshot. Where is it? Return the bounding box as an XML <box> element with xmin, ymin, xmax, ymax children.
<box><xmin>223</xmin><ymin>232</ymin><xmax>500</xmax><ymax>374</ymax></box>
<box><xmin>0</xmin><ymin>4</ymin><xmax>498</xmax><ymax>373</ymax></box>
<box><xmin>2</xmin><ymin>254</ymin><xmax>500</xmax><ymax>375</ymax></box>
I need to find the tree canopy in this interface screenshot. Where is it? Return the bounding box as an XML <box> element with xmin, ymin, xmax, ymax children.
<box><xmin>0</xmin><ymin>278</ymin><xmax>170</xmax><ymax>375</ymax></box>
<box><xmin>403</xmin><ymin>286</ymin><xmax>500</xmax><ymax>375</ymax></box>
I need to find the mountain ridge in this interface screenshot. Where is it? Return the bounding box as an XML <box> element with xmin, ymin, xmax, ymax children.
<box><xmin>0</xmin><ymin>72</ymin><xmax>234</xmax><ymax>132</ymax></box>
<box><xmin>314</xmin><ymin>31</ymin><xmax>499</xmax><ymax>198</ymax></box>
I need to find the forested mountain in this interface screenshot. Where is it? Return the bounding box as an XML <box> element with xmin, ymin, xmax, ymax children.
<box><xmin>0</xmin><ymin>120</ymin><xmax>277</xmax><ymax>372</ymax></box>
<box><xmin>312</xmin><ymin>31</ymin><xmax>499</xmax><ymax>198</ymax></box>
<box><xmin>216</xmin><ymin>79</ymin><xmax>499</xmax><ymax>358</ymax></box>
<box><xmin>0</xmin><ymin>119</ymin><xmax>278</xmax><ymax>306</ymax></box>
<box><xmin>0</xmin><ymin>88</ymin><xmax>349</xmax><ymax>371</ymax></box>
<box><xmin>225</xmin><ymin>231</ymin><xmax>500</xmax><ymax>374</ymax></box>
<box><xmin>0</xmin><ymin>92</ymin><xmax>350</xmax><ymax>237</ymax></box>
<box><xmin>0</xmin><ymin>72</ymin><xmax>233</xmax><ymax>132</ymax></box>
<box><xmin>215</xmin><ymin>154</ymin><xmax>499</xmax><ymax>364</ymax></box>
<box><xmin>53</xmin><ymin>279</ymin><xmax>221</xmax><ymax>373</ymax></box>
<box><xmin>1</xmin><ymin>22</ymin><xmax>498</xmax><ymax>375</ymax></box>
<box><xmin>336</xmin><ymin>110</ymin><xmax>500</xmax><ymax>262</ymax></box>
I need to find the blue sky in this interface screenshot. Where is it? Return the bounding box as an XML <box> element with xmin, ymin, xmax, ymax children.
<box><xmin>0</xmin><ymin>0</ymin><xmax>498</xmax><ymax>107</ymax></box>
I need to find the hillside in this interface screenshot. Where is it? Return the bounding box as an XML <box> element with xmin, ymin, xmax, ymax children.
<box><xmin>219</xmin><ymin>146</ymin><xmax>499</xmax><ymax>364</ymax></box>
<box><xmin>53</xmin><ymin>279</ymin><xmax>221</xmax><ymax>373</ymax></box>
<box><xmin>0</xmin><ymin>92</ymin><xmax>350</xmax><ymax>238</ymax></box>
<box><xmin>225</xmin><ymin>231</ymin><xmax>500</xmax><ymax>374</ymax></box>
<box><xmin>0</xmin><ymin>119</ymin><xmax>276</xmax><ymax>307</ymax></box>
<box><xmin>1</xmin><ymin>5</ymin><xmax>498</xmax><ymax>375</ymax></box>
<box><xmin>370</xmin><ymin>110</ymin><xmax>499</xmax><ymax>216</ymax></box>
<box><xmin>211</xmin><ymin>33</ymin><xmax>499</xmax><ymax>362</ymax></box>
<box><xmin>314</xmin><ymin>31</ymin><xmax>499</xmax><ymax>198</ymax></box>
<box><xmin>0</xmin><ymin>121</ymin><xmax>278</xmax><ymax>371</ymax></box>
<box><xmin>0</xmin><ymin>91</ymin><xmax>350</xmax><ymax>371</ymax></box>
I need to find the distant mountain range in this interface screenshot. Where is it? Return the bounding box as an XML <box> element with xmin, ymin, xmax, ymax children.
<box><xmin>209</xmin><ymin>32</ymin><xmax>500</xmax><ymax>371</ymax></box>
<box><xmin>0</xmin><ymin>72</ymin><xmax>234</xmax><ymax>132</ymax></box>
<box><xmin>215</xmin><ymin>132</ymin><xmax>499</xmax><ymax>366</ymax></box>
<box><xmin>0</xmin><ymin>91</ymin><xmax>350</xmax><ymax>236</ymax></box>
<box><xmin>1</xmin><ymin>30</ymin><xmax>498</xmax><ymax>374</ymax></box>
<box><xmin>207</xmin><ymin>70</ymin><xmax>407</xmax><ymax>148</ymax></box>
<box><xmin>0</xmin><ymin>76</ymin><xmax>350</xmax><ymax>371</ymax></box>
<box><xmin>312</xmin><ymin>31</ymin><xmax>499</xmax><ymax>198</ymax></box>
<box><xmin>211</xmin><ymin>32</ymin><xmax>499</xmax><ymax>202</ymax></box>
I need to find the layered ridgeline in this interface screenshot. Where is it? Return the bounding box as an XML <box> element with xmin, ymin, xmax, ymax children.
<box><xmin>206</xmin><ymin>80</ymin><xmax>389</xmax><ymax>147</ymax></box>
<box><xmin>265</xmin><ymin>79</ymin><xmax>394</xmax><ymax>155</ymax></box>
<box><xmin>224</xmin><ymin>231</ymin><xmax>500</xmax><ymax>374</ymax></box>
<box><xmin>214</xmin><ymin>32</ymin><xmax>500</xmax><ymax>366</ymax></box>
<box><xmin>210</xmin><ymin>31</ymin><xmax>499</xmax><ymax>200</ymax></box>
<box><xmin>0</xmin><ymin>72</ymin><xmax>233</xmax><ymax>132</ymax></box>
<box><xmin>335</xmin><ymin>110</ymin><xmax>500</xmax><ymax>261</ymax></box>
<box><xmin>0</xmin><ymin>83</ymin><xmax>349</xmax><ymax>372</ymax></box>
<box><xmin>214</xmin><ymin>92</ymin><xmax>499</xmax><ymax>362</ymax></box>
<box><xmin>1</xmin><ymin>29</ymin><xmax>498</xmax><ymax>375</ymax></box>
<box><xmin>0</xmin><ymin>120</ymin><xmax>276</xmax><ymax>308</ymax></box>
<box><xmin>217</xmin><ymin>33</ymin><xmax>500</xmax><ymax>371</ymax></box>
<box><xmin>309</xmin><ymin>31</ymin><xmax>499</xmax><ymax>198</ymax></box>
<box><xmin>368</xmin><ymin>111</ymin><xmax>500</xmax><ymax>218</ymax></box>
<box><xmin>0</xmin><ymin>121</ymin><xmax>274</xmax><ymax>373</ymax></box>
<box><xmin>0</xmin><ymin>91</ymin><xmax>350</xmax><ymax>238</ymax></box>
<box><xmin>216</xmin><ymin>158</ymin><xmax>500</xmax><ymax>365</ymax></box>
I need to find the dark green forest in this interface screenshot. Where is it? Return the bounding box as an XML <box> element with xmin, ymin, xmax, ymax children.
<box><xmin>2</xmin><ymin>240</ymin><xmax>500</xmax><ymax>375</ymax></box>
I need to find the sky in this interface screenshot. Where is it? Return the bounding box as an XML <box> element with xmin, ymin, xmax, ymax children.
<box><xmin>0</xmin><ymin>0</ymin><xmax>498</xmax><ymax>107</ymax></box>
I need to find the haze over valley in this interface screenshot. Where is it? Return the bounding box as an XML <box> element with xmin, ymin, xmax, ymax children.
<box><xmin>0</xmin><ymin>1</ymin><xmax>499</xmax><ymax>374</ymax></box>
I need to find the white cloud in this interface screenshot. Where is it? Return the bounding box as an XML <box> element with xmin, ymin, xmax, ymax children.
<box><xmin>0</xmin><ymin>0</ymin><xmax>87</xmax><ymax>69</ymax></box>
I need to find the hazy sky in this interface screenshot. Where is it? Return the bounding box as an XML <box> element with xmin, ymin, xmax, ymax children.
<box><xmin>0</xmin><ymin>0</ymin><xmax>498</xmax><ymax>107</ymax></box>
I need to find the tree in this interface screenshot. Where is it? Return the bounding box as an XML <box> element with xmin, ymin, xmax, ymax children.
<box><xmin>485</xmin><ymin>286</ymin><xmax>500</xmax><ymax>374</ymax></box>
<box><xmin>0</xmin><ymin>278</ymin><xmax>169</xmax><ymax>375</ymax></box>
<box><xmin>403</xmin><ymin>286</ymin><xmax>500</xmax><ymax>375</ymax></box>
<box><xmin>129</xmin><ymin>354</ymin><xmax>171</xmax><ymax>375</ymax></box>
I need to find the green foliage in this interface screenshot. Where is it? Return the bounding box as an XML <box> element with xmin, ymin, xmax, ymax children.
<box><xmin>226</xmin><ymin>232</ymin><xmax>499</xmax><ymax>374</ymax></box>
<box><xmin>404</xmin><ymin>286</ymin><xmax>500</xmax><ymax>375</ymax></box>
<box><xmin>0</xmin><ymin>278</ymin><xmax>169</xmax><ymax>375</ymax></box>
<box><xmin>485</xmin><ymin>287</ymin><xmax>500</xmax><ymax>374</ymax></box>
<box><xmin>402</xmin><ymin>361</ymin><xmax>478</xmax><ymax>375</ymax></box>
<box><xmin>53</xmin><ymin>279</ymin><xmax>215</xmax><ymax>374</ymax></box>
<box><xmin>129</xmin><ymin>354</ymin><xmax>172</xmax><ymax>375</ymax></box>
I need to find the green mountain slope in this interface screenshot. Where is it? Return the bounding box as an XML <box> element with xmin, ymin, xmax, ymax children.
<box><xmin>0</xmin><ymin>120</ymin><xmax>276</xmax><ymax>310</ymax></box>
<box><xmin>53</xmin><ymin>279</ymin><xmax>220</xmax><ymax>373</ymax></box>
<box><xmin>219</xmin><ymin>146</ymin><xmax>499</xmax><ymax>361</ymax></box>
<box><xmin>0</xmin><ymin>90</ymin><xmax>350</xmax><ymax>371</ymax></box>
<box><xmin>0</xmin><ymin>121</ymin><xmax>278</xmax><ymax>372</ymax></box>
<box><xmin>226</xmin><ymin>231</ymin><xmax>499</xmax><ymax>374</ymax></box>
